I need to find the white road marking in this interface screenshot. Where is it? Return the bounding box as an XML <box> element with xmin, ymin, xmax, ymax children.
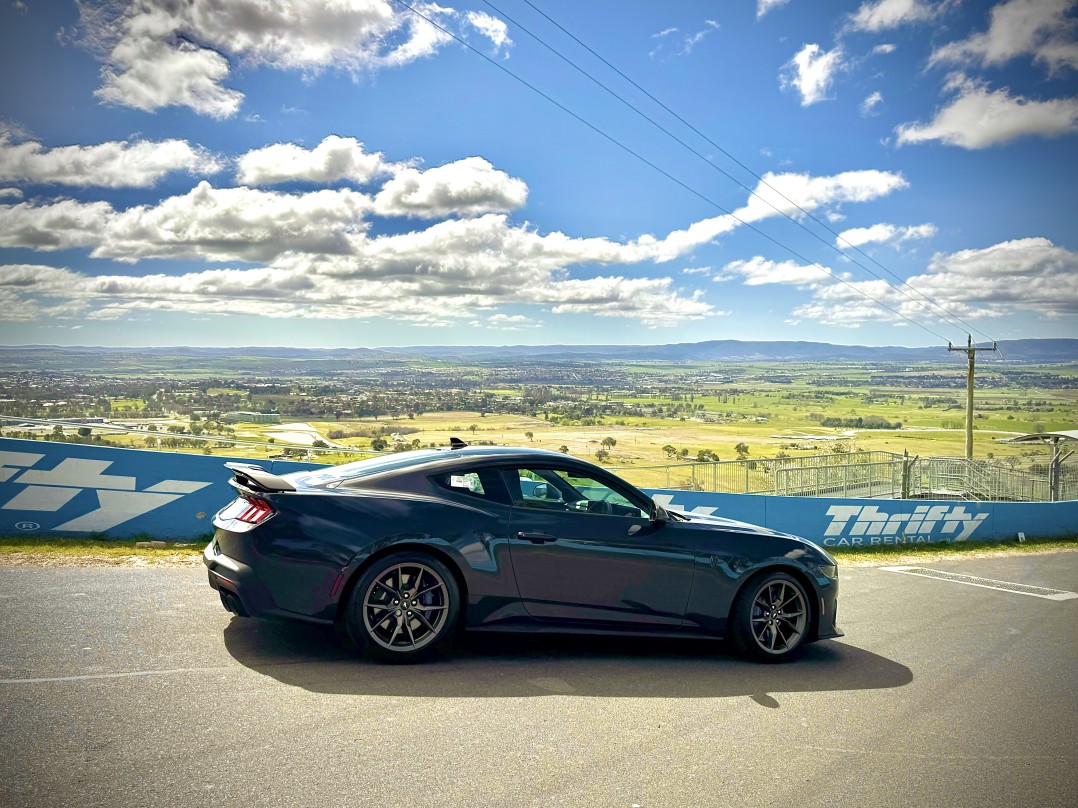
<box><xmin>880</xmin><ymin>566</ymin><xmax>1078</xmax><ymax>601</ymax></box>
<box><xmin>0</xmin><ymin>666</ymin><xmax>232</xmax><ymax>684</ymax></box>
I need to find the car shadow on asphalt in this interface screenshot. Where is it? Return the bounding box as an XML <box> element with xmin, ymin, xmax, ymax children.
<box><xmin>222</xmin><ymin>618</ymin><xmax>913</xmax><ymax>699</ymax></box>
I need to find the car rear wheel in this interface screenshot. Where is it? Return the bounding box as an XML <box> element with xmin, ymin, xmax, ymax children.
<box><xmin>731</xmin><ymin>571</ymin><xmax>810</xmax><ymax>663</ymax></box>
<box><xmin>345</xmin><ymin>552</ymin><xmax>460</xmax><ymax>663</ymax></box>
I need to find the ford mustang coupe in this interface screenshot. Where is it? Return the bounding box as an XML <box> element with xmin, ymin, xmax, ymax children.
<box><xmin>205</xmin><ymin>442</ymin><xmax>841</xmax><ymax>663</ymax></box>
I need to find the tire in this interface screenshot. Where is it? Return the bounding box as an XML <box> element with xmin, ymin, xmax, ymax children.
<box><xmin>345</xmin><ymin>552</ymin><xmax>461</xmax><ymax>663</ymax></box>
<box><xmin>730</xmin><ymin>571</ymin><xmax>811</xmax><ymax>663</ymax></box>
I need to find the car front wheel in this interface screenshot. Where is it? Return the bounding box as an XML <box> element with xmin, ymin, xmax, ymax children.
<box><xmin>731</xmin><ymin>571</ymin><xmax>810</xmax><ymax>663</ymax></box>
<box><xmin>345</xmin><ymin>552</ymin><xmax>460</xmax><ymax>663</ymax></box>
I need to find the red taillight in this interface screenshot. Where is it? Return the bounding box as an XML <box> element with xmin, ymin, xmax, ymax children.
<box><xmin>221</xmin><ymin>496</ymin><xmax>275</xmax><ymax>525</ymax></box>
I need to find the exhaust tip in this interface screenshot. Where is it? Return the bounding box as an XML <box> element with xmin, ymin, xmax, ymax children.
<box><xmin>219</xmin><ymin>589</ymin><xmax>249</xmax><ymax>617</ymax></box>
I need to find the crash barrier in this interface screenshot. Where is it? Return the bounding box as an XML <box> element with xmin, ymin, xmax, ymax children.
<box><xmin>0</xmin><ymin>438</ymin><xmax>321</xmax><ymax>539</ymax></box>
<box><xmin>1</xmin><ymin>438</ymin><xmax>1075</xmax><ymax>544</ymax></box>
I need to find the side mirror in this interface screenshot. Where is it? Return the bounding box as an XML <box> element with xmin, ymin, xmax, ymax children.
<box><xmin>650</xmin><ymin>503</ymin><xmax>670</xmax><ymax>524</ymax></box>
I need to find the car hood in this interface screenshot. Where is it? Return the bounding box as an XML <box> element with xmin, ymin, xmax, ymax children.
<box><xmin>671</xmin><ymin>510</ymin><xmax>833</xmax><ymax>559</ymax></box>
<box><xmin>671</xmin><ymin>510</ymin><xmax>780</xmax><ymax>533</ymax></box>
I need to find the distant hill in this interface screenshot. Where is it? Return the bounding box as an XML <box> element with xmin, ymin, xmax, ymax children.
<box><xmin>1</xmin><ymin>338</ymin><xmax>1075</xmax><ymax>370</ymax></box>
<box><xmin>386</xmin><ymin>338</ymin><xmax>1078</xmax><ymax>363</ymax></box>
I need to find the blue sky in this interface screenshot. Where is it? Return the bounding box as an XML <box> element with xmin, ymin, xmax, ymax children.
<box><xmin>0</xmin><ymin>0</ymin><xmax>1076</xmax><ymax>349</ymax></box>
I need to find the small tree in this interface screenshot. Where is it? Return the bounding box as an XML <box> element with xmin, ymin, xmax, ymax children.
<box><xmin>595</xmin><ymin>449</ymin><xmax>610</xmax><ymax>462</ymax></box>
<box><xmin>662</xmin><ymin>444</ymin><xmax>677</xmax><ymax>459</ymax></box>
<box><xmin>601</xmin><ymin>437</ymin><xmax>616</xmax><ymax>449</ymax></box>
<box><xmin>468</xmin><ymin>424</ymin><xmax>479</xmax><ymax>435</ymax></box>
<box><xmin>558</xmin><ymin>445</ymin><xmax>569</xmax><ymax>453</ymax></box>
<box><xmin>735</xmin><ymin>442</ymin><xmax>749</xmax><ymax>460</ymax></box>
<box><xmin>77</xmin><ymin>427</ymin><xmax>92</xmax><ymax>438</ymax></box>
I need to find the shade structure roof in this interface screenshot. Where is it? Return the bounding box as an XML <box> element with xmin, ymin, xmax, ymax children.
<box><xmin>1006</xmin><ymin>430</ymin><xmax>1078</xmax><ymax>444</ymax></box>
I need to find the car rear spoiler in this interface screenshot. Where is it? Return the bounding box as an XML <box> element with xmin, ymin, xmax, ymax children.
<box><xmin>224</xmin><ymin>462</ymin><xmax>297</xmax><ymax>493</ymax></box>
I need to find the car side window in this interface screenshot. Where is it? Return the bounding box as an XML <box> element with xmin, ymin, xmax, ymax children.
<box><xmin>509</xmin><ymin>467</ymin><xmax>648</xmax><ymax>518</ymax></box>
<box><xmin>432</xmin><ymin>469</ymin><xmax>508</xmax><ymax>503</ymax></box>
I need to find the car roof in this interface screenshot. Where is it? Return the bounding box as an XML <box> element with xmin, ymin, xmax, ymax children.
<box><xmin>290</xmin><ymin>444</ymin><xmax>597</xmax><ymax>488</ymax></box>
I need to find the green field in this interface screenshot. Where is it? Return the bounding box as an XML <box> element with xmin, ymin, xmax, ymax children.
<box><xmin>5</xmin><ymin>357</ymin><xmax>1074</xmax><ymax>474</ymax></box>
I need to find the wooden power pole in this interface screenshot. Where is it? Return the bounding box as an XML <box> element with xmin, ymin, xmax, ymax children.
<box><xmin>947</xmin><ymin>335</ymin><xmax>998</xmax><ymax>459</ymax></box>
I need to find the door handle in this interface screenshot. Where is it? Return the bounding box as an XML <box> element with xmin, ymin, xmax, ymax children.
<box><xmin>517</xmin><ymin>531</ymin><xmax>558</xmax><ymax>543</ymax></box>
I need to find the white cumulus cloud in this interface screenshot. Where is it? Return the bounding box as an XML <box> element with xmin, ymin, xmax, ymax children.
<box><xmin>0</xmin><ymin>131</ymin><xmax>221</xmax><ymax>188</ymax></box>
<box><xmin>84</xmin><ymin>0</ymin><xmax>462</xmax><ymax>117</ymax></box>
<box><xmin>781</xmin><ymin>44</ymin><xmax>846</xmax><ymax>106</ymax></box>
<box><xmin>465</xmin><ymin>11</ymin><xmax>512</xmax><ymax>53</ymax></box>
<box><xmin>373</xmin><ymin>157</ymin><xmax>528</xmax><ymax>218</ymax></box>
<box><xmin>837</xmin><ymin>222</ymin><xmax>937</xmax><ymax>247</ymax></box>
<box><xmin>929</xmin><ymin>0</ymin><xmax>1078</xmax><ymax>75</ymax></box>
<box><xmin>96</xmin><ymin>182</ymin><xmax>373</xmax><ymax>262</ymax></box>
<box><xmin>0</xmin><ymin>162</ymin><xmax>909</xmax><ymax>327</ymax></box>
<box><xmin>895</xmin><ymin>75</ymin><xmax>1078</xmax><ymax>148</ymax></box>
<box><xmin>729</xmin><ymin>169</ymin><xmax>908</xmax><ymax>226</ymax></box>
<box><xmin>861</xmin><ymin>91</ymin><xmax>884</xmax><ymax>116</ymax></box>
<box><xmin>236</xmin><ymin>136</ymin><xmax>402</xmax><ymax>186</ymax></box>
<box><xmin>471</xmin><ymin>313</ymin><xmax>538</xmax><ymax>330</ymax></box>
<box><xmin>715</xmin><ymin>257</ymin><xmax>836</xmax><ymax>287</ymax></box>
<box><xmin>0</xmin><ymin>164</ymin><xmax>907</xmax><ymax>267</ymax></box>
<box><xmin>0</xmin><ymin>199</ymin><xmax>114</xmax><ymax>251</ymax></box>
<box><xmin>792</xmin><ymin>237</ymin><xmax>1078</xmax><ymax>326</ymax></box>
<box><xmin>757</xmin><ymin>0</ymin><xmax>791</xmax><ymax>20</ymax></box>
<box><xmin>847</xmin><ymin>0</ymin><xmax>942</xmax><ymax>32</ymax></box>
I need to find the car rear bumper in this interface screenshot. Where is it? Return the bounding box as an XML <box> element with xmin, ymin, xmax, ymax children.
<box><xmin>203</xmin><ymin>537</ymin><xmax>333</xmax><ymax>625</ymax></box>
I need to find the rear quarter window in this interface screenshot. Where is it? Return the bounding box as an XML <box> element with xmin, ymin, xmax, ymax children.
<box><xmin>431</xmin><ymin>468</ymin><xmax>511</xmax><ymax>504</ymax></box>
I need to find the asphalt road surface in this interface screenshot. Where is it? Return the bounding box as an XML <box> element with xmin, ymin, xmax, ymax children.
<box><xmin>1</xmin><ymin>553</ymin><xmax>1076</xmax><ymax>808</ymax></box>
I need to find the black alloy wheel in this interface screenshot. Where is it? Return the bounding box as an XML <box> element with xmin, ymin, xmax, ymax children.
<box><xmin>731</xmin><ymin>571</ymin><xmax>810</xmax><ymax>663</ymax></box>
<box><xmin>345</xmin><ymin>552</ymin><xmax>460</xmax><ymax>663</ymax></box>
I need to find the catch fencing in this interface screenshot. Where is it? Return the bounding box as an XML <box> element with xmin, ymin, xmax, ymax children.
<box><xmin>610</xmin><ymin>452</ymin><xmax>1077</xmax><ymax>502</ymax></box>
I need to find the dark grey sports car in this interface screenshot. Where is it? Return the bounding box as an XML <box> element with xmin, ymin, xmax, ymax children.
<box><xmin>205</xmin><ymin>442</ymin><xmax>841</xmax><ymax>663</ymax></box>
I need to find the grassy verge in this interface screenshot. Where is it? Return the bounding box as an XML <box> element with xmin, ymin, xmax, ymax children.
<box><xmin>1</xmin><ymin>534</ymin><xmax>1074</xmax><ymax>568</ymax></box>
<box><xmin>0</xmin><ymin>536</ymin><xmax>207</xmax><ymax>566</ymax></box>
<box><xmin>827</xmin><ymin>536</ymin><xmax>1078</xmax><ymax>566</ymax></box>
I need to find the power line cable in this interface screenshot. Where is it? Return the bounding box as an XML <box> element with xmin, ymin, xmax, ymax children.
<box><xmin>505</xmin><ymin>2</ymin><xmax>1057</xmax><ymax>406</ymax></box>
<box><xmin>391</xmin><ymin>0</ymin><xmax>954</xmax><ymax>342</ymax></box>
<box><xmin>509</xmin><ymin>0</ymin><xmax>997</xmax><ymax>344</ymax></box>
<box><xmin>465</xmin><ymin>4</ymin><xmax>1047</xmax><ymax>438</ymax></box>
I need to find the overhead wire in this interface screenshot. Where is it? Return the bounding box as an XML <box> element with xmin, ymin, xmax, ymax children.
<box><xmin>505</xmin><ymin>2</ymin><xmax>1057</xmax><ymax>406</ymax></box>
<box><xmin>390</xmin><ymin>0</ymin><xmax>954</xmax><ymax>342</ymax></box>
<box><xmin>498</xmin><ymin>0</ymin><xmax>996</xmax><ymax>345</ymax></box>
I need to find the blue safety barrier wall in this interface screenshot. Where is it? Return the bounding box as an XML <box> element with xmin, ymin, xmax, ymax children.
<box><xmin>0</xmin><ymin>438</ymin><xmax>322</xmax><ymax>539</ymax></box>
<box><xmin>1</xmin><ymin>438</ymin><xmax>1075</xmax><ymax>542</ymax></box>
<box><xmin>643</xmin><ymin>490</ymin><xmax>1078</xmax><ymax>547</ymax></box>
